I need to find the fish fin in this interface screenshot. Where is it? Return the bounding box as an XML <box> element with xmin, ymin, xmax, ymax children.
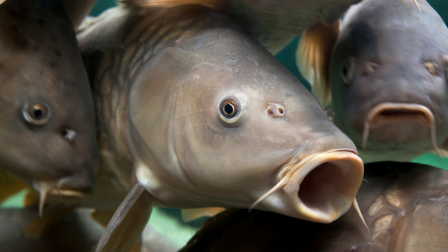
<box><xmin>25</xmin><ymin>207</ymin><xmax>74</xmax><ymax>239</ymax></box>
<box><xmin>24</xmin><ymin>189</ymin><xmax>40</xmax><ymax>207</ymax></box>
<box><xmin>91</xmin><ymin>210</ymin><xmax>115</xmax><ymax>227</ymax></box>
<box><xmin>0</xmin><ymin>171</ymin><xmax>29</xmax><ymax>205</ymax></box>
<box><xmin>181</xmin><ymin>207</ymin><xmax>226</xmax><ymax>222</ymax></box>
<box><xmin>119</xmin><ymin>0</ymin><xmax>230</xmax><ymax>11</ymax></box>
<box><xmin>95</xmin><ymin>183</ymin><xmax>152</xmax><ymax>252</ymax></box>
<box><xmin>296</xmin><ymin>21</ymin><xmax>340</xmax><ymax>108</ymax></box>
<box><xmin>440</xmin><ymin>139</ymin><xmax>448</xmax><ymax>157</ymax></box>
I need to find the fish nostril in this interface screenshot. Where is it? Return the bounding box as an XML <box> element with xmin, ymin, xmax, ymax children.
<box><xmin>267</xmin><ymin>103</ymin><xmax>285</xmax><ymax>118</ymax></box>
<box><xmin>62</xmin><ymin>129</ymin><xmax>77</xmax><ymax>142</ymax></box>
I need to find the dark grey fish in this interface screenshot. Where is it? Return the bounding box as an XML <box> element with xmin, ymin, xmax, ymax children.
<box><xmin>0</xmin><ymin>0</ymin><xmax>98</xmax><ymax>213</ymax></box>
<box><xmin>298</xmin><ymin>0</ymin><xmax>448</xmax><ymax>162</ymax></box>
<box><xmin>180</xmin><ymin>162</ymin><xmax>448</xmax><ymax>252</ymax></box>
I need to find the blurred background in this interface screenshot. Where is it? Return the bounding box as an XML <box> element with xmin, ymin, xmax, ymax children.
<box><xmin>2</xmin><ymin>0</ymin><xmax>448</xmax><ymax>248</ymax></box>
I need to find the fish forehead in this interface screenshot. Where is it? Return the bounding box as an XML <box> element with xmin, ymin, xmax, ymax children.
<box><xmin>341</xmin><ymin>0</ymin><xmax>448</xmax><ymax>58</ymax></box>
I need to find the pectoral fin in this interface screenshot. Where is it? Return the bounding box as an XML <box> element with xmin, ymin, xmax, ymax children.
<box><xmin>296</xmin><ymin>21</ymin><xmax>340</xmax><ymax>108</ymax></box>
<box><xmin>95</xmin><ymin>183</ymin><xmax>152</xmax><ymax>252</ymax></box>
<box><xmin>182</xmin><ymin>207</ymin><xmax>226</xmax><ymax>222</ymax></box>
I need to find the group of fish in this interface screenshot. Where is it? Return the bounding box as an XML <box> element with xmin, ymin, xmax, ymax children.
<box><xmin>0</xmin><ymin>0</ymin><xmax>448</xmax><ymax>251</ymax></box>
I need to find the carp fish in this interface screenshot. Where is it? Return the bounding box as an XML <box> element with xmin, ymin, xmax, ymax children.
<box><xmin>297</xmin><ymin>0</ymin><xmax>448</xmax><ymax>163</ymax></box>
<box><xmin>77</xmin><ymin>1</ymin><xmax>365</xmax><ymax>251</ymax></box>
<box><xmin>123</xmin><ymin>0</ymin><xmax>364</xmax><ymax>54</ymax></box>
<box><xmin>0</xmin><ymin>0</ymin><xmax>98</xmax><ymax>213</ymax></box>
<box><xmin>180</xmin><ymin>162</ymin><xmax>448</xmax><ymax>252</ymax></box>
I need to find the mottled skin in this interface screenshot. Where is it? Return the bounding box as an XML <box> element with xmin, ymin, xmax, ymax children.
<box><xmin>77</xmin><ymin>3</ymin><xmax>365</xmax><ymax>251</ymax></box>
<box><xmin>181</xmin><ymin>162</ymin><xmax>448</xmax><ymax>252</ymax></box>
<box><xmin>0</xmin><ymin>0</ymin><xmax>98</xmax><ymax>197</ymax></box>
<box><xmin>330</xmin><ymin>0</ymin><xmax>448</xmax><ymax>162</ymax></box>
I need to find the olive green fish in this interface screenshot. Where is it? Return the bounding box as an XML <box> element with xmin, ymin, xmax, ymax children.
<box><xmin>0</xmin><ymin>0</ymin><xmax>98</xmax><ymax>213</ymax></box>
<box><xmin>76</xmin><ymin>1</ymin><xmax>365</xmax><ymax>251</ymax></box>
<box><xmin>298</xmin><ymin>0</ymin><xmax>448</xmax><ymax>162</ymax></box>
<box><xmin>181</xmin><ymin>162</ymin><xmax>448</xmax><ymax>252</ymax></box>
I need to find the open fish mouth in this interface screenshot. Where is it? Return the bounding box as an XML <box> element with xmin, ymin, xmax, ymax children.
<box><xmin>362</xmin><ymin>103</ymin><xmax>440</xmax><ymax>155</ymax></box>
<box><xmin>250</xmin><ymin>148</ymin><xmax>363</xmax><ymax>223</ymax></box>
<box><xmin>282</xmin><ymin>150</ymin><xmax>363</xmax><ymax>223</ymax></box>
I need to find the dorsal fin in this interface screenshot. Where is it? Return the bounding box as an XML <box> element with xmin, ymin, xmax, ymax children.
<box><xmin>119</xmin><ymin>0</ymin><xmax>230</xmax><ymax>11</ymax></box>
<box><xmin>296</xmin><ymin>21</ymin><xmax>340</xmax><ymax>108</ymax></box>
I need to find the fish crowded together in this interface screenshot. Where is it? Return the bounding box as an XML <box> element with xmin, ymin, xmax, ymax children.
<box><xmin>0</xmin><ymin>0</ymin><xmax>447</xmax><ymax>252</ymax></box>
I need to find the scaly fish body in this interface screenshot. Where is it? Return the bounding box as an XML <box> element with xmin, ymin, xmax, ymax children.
<box><xmin>76</xmin><ymin>3</ymin><xmax>367</xmax><ymax>250</ymax></box>
<box><xmin>0</xmin><ymin>0</ymin><xmax>98</xmax><ymax>209</ymax></box>
<box><xmin>79</xmin><ymin>3</ymin><xmax>364</xmax><ymax>221</ymax></box>
<box><xmin>180</xmin><ymin>162</ymin><xmax>448</xmax><ymax>252</ymax></box>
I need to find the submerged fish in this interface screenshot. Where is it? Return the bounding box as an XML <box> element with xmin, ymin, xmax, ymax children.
<box><xmin>0</xmin><ymin>207</ymin><xmax>178</xmax><ymax>252</ymax></box>
<box><xmin>180</xmin><ymin>162</ymin><xmax>448</xmax><ymax>252</ymax></box>
<box><xmin>298</xmin><ymin>0</ymin><xmax>448</xmax><ymax>162</ymax></box>
<box><xmin>0</xmin><ymin>0</ymin><xmax>98</xmax><ymax>213</ymax></box>
<box><xmin>124</xmin><ymin>0</ymin><xmax>363</xmax><ymax>54</ymax></box>
<box><xmin>77</xmin><ymin>1</ymin><xmax>364</xmax><ymax>250</ymax></box>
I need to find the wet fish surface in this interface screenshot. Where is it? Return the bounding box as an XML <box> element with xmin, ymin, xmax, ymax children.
<box><xmin>298</xmin><ymin>0</ymin><xmax>448</xmax><ymax>162</ymax></box>
<box><xmin>181</xmin><ymin>162</ymin><xmax>448</xmax><ymax>252</ymax></box>
<box><xmin>0</xmin><ymin>0</ymin><xmax>98</xmax><ymax>212</ymax></box>
<box><xmin>77</xmin><ymin>1</ymin><xmax>364</xmax><ymax>250</ymax></box>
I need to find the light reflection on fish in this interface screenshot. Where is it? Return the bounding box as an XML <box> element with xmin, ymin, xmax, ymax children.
<box><xmin>298</xmin><ymin>0</ymin><xmax>448</xmax><ymax>162</ymax></box>
<box><xmin>76</xmin><ymin>1</ymin><xmax>365</xmax><ymax>250</ymax></box>
<box><xmin>0</xmin><ymin>0</ymin><xmax>98</xmax><ymax>214</ymax></box>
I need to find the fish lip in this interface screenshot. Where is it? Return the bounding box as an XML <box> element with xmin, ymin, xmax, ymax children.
<box><xmin>361</xmin><ymin>103</ymin><xmax>440</xmax><ymax>153</ymax></box>
<box><xmin>281</xmin><ymin>150</ymin><xmax>363</xmax><ymax>223</ymax></box>
<box><xmin>365</xmin><ymin>103</ymin><xmax>434</xmax><ymax>125</ymax></box>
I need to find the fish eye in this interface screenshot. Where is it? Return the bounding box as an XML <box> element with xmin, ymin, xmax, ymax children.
<box><xmin>220</xmin><ymin>99</ymin><xmax>239</xmax><ymax>119</ymax></box>
<box><xmin>22</xmin><ymin>102</ymin><xmax>51</xmax><ymax>126</ymax></box>
<box><xmin>341</xmin><ymin>57</ymin><xmax>355</xmax><ymax>85</ymax></box>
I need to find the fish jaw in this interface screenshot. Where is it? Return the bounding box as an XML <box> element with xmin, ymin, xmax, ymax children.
<box><xmin>280</xmin><ymin>150</ymin><xmax>363</xmax><ymax>223</ymax></box>
<box><xmin>360</xmin><ymin>103</ymin><xmax>441</xmax><ymax>154</ymax></box>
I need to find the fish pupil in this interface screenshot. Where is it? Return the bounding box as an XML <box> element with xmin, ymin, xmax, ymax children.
<box><xmin>224</xmin><ymin>104</ymin><xmax>234</xmax><ymax>115</ymax></box>
<box><xmin>34</xmin><ymin>109</ymin><xmax>42</xmax><ymax>118</ymax></box>
<box><xmin>342</xmin><ymin>65</ymin><xmax>348</xmax><ymax>77</ymax></box>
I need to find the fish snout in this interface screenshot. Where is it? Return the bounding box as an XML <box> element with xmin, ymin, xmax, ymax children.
<box><xmin>282</xmin><ymin>150</ymin><xmax>363</xmax><ymax>223</ymax></box>
<box><xmin>361</xmin><ymin>103</ymin><xmax>440</xmax><ymax>152</ymax></box>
